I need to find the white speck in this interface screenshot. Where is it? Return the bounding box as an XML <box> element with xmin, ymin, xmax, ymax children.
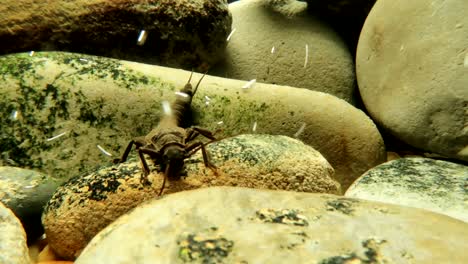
<box><xmin>29</xmin><ymin>51</ymin><xmax>35</xmax><ymax>56</ymax></box>
<box><xmin>271</xmin><ymin>46</ymin><xmax>275</xmax><ymax>53</ymax></box>
<box><xmin>97</xmin><ymin>145</ymin><xmax>113</xmax><ymax>157</ymax></box>
<box><xmin>79</xmin><ymin>58</ymin><xmax>88</xmax><ymax>62</ymax></box>
<box><xmin>455</xmin><ymin>23</ymin><xmax>463</xmax><ymax>29</ymax></box>
<box><xmin>252</xmin><ymin>121</ymin><xmax>257</xmax><ymax>132</ymax></box>
<box><xmin>24</xmin><ymin>185</ymin><xmax>35</xmax><ymax>189</ymax></box>
<box><xmin>304</xmin><ymin>44</ymin><xmax>309</xmax><ymax>68</ymax></box>
<box><xmin>175</xmin><ymin>91</ymin><xmax>189</xmax><ymax>98</ymax></box>
<box><xmin>464</xmin><ymin>53</ymin><xmax>468</xmax><ymax>68</ymax></box>
<box><xmin>217</xmin><ymin>121</ymin><xmax>224</xmax><ymax>125</ymax></box>
<box><xmin>46</xmin><ymin>131</ymin><xmax>67</xmax><ymax>142</ymax></box>
<box><xmin>205</xmin><ymin>95</ymin><xmax>211</xmax><ymax>106</ymax></box>
<box><xmin>137</xmin><ymin>30</ymin><xmax>148</xmax><ymax>46</ymax></box>
<box><xmin>294</xmin><ymin>123</ymin><xmax>306</xmax><ymax>138</ymax></box>
<box><xmin>400</xmin><ymin>45</ymin><xmax>404</xmax><ymax>51</ymax></box>
<box><xmin>162</xmin><ymin>101</ymin><xmax>172</xmax><ymax>116</ymax></box>
<box><xmin>226</xmin><ymin>28</ymin><xmax>236</xmax><ymax>41</ymax></box>
<box><xmin>10</xmin><ymin>110</ymin><xmax>18</xmax><ymax>120</ymax></box>
<box><xmin>242</xmin><ymin>79</ymin><xmax>256</xmax><ymax>89</ymax></box>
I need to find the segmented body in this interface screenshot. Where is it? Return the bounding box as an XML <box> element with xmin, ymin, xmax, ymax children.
<box><xmin>114</xmin><ymin>71</ymin><xmax>216</xmax><ymax>195</ymax></box>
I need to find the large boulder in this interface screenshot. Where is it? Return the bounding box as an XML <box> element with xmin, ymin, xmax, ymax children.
<box><xmin>0</xmin><ymin>0</ymin><xmax>231</xmax><ymax>69</ymax></box>
<box><xmin>212</xmin><ymin>0</ymin><xmax>356</xmax><ymax>103</ymax></box>
<box><xmin>0</xmin><ymin>51</ymin><xmax>385</xmax><ymax>189</ymax></box>
<box><xmin>356</xmin><ymin>0</ymin><xmax>468</xmax><ymax>162</ymax></box>
<box><xmin>76</xmin><ymin>187</ymin><xmax>468</xmax><ymax>263</ymax></box>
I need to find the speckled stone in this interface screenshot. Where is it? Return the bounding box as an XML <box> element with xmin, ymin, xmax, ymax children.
<box><xmin>345</xmin><ymin>157</ymin><xmax>468</xmax><ymax>222</ymax></box>
<box><xmin>0</xmin><ymin>51</ymin><xmax>384</xmax><ymax>190</ymax></box>
<box><xmin>41</xmin><ymin>161</ymin><xmax>160</xmax><ymax>260</ymax></box>
<box><xmin>212</xmin><ymin>0</ymin><xmax>356</xmax><ymax>103</ymax></box>
<box><xmin>356</xmin><ymin>0</ymin><xmax>468</xmax><ymax>162</ymax></box>
<box><xmin>0</xmin><ymin>201</ymin><xmax>31</xmax><ymax>264</ymax></box>
<box><xmin>0</xmin><ymin>166</ymin><xmax>60</xmax><ymax>242</ymax></box>
<box><xmin>42</xmin><ymin>134</ymin><xmax>339</xmax><ymax>260</ymax></box>
<box><xmin>76</xmin><ymin>187</ymin><xmax>468</xmax><ymax>263</ymax></box>
<box><xmin>0</xmin><ymin>0</ymin><xmax>231</xmax><ymax>69</ymax></box>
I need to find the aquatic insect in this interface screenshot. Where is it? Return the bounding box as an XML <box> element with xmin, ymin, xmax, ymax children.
<box><xmin>114</xmin><ymin>71</ymin><xmax>218</xmax><ymax>195</ymax></box>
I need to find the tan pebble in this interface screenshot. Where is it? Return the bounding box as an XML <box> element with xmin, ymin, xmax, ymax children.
<box><xmin>37</xmin><ymin>245</ymin><xmax>60</xmax><ymax>262</ymax></box>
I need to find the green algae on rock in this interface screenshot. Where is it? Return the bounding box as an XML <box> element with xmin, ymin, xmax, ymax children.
<box><xmin>345</xmin><ymin>157</ymin><xmax>468</xmax><ymax>222</ymax></box>
<box><xmin>0</xmin><ymin>51</ymin><xmax>385</xmax><ymax>190</ymax></box>
<box><xmin>75</xmin><ymin>187</ymin><xmax>468</xmax><ymax>263</ymax></box>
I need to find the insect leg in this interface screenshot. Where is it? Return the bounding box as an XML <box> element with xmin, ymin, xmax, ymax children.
<box><xmin>113</xmin><ymin>136</ymin><xmax>146</xmax><ymax>164</ymax></box>
<box><xmin>185</xmin><ymin>141</ymin><xmax>218</xmax><ymax>175</ymax></box>
<box><xmin>137</xmin><ymin>147</ymin><xmax>162</xmax><ymax>185</ymax></box>
<box><xmin>158</xmin><ymin>165</ymin><xmax>170</xmax><ymax>196</ymax></box>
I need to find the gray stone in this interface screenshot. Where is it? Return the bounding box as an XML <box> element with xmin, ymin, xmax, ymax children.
<box><xmin>76</xmin><ymin>187</ymin><xmax>468</xmax><ymax>263</ymax></box>
<box><xmin>0</xmin><ymin>166</ymin><xmax>61</xmax><ymax>242</ymax></box>
<box><xmin>345</xmin><ymin>158</ymin><xmax>468</xmax><ymax>222</ymax></box>
<box><xmin>0</xmin><ymin>201</ymin><xmax>31</xmax><ymax>264</ymax></box>
<box><xmin>42</xmin><ymin>134</ymin><xmax>339</xmax><ymax>260</ymax></box>
<box><xmin>0</xmin><ymin>51</ymin><xmax>385</xmax><ymax>190</ymax></box>
<box><xmin>212</xmin><ymin>0</ymin><xmax>356</xmax><ymax>103</ymax></box>
<box><xmin>356</xmin><ymin>0</ymin><xmax>468</xmax><ymax>162</ymax></box>
<box><xmin>0</xmin><ymin>0</ymin><xmax>231</xmax><ymax>69</ymax></box>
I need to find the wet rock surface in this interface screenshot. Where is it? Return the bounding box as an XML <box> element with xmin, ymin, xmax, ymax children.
<box><xmin>0</xmin><ymin>166</ymin><xmax>61</xmax><ymax>242</ymax></box>
<box><xmin>0</xmin><ymin>51</ymin><xmax>384</xmax><ymax>190</ymax></box>
<box><xmin>356</xmin><ymin>0</ymin><xmax>468</xmax><ymax>162</ymax></box>
<box><xmin>345</xmin><ymin>157</ymin><xmax>468</xmax><ymax>222</ymax></box>
<box><xmin>212</xmin><ymin>0</ymin><xmax>356</xmax><ymax>103</ymax></box>
<box><xmin>42</xmin><ymin>134</ymin><xmax>339</xmax><ymax>260</ymax></box>
<box><xmin>76</xmin><ymin>187</ymin><xmax>468</xmax><ymax>263</ymax></box>
<box><xmin>0</xmin><ymin>201</ymin><xmax>31</xmax><ymax>264</ymax></box>
<box><xmin>0</xmin><ymin>0</ymin><xmax>231</xmax><ymax>69</ymax></box>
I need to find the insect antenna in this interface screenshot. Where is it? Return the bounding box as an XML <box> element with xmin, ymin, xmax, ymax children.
<box><xmin>158</xmin><ymin>166</ymin><xmax>170</xmax><ymax>196</ymax></box>
<box><xmin>192</xmin><ymin>71</ymin><xmax>208</xmax><ymax>96</ymax></box>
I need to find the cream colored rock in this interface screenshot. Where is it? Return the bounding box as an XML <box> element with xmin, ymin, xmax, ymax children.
<box><xmin>346</xmin><ymin>157</ymin><xmax>468</xmax><ymax>222</ymax></box>
<box><xmin>356</xmin><ymin>0</ymin><xmax>468</xmax><ymax>162</ymax></box>
<box><xmin>42</xmin><ymin>134</ymin><xmax>339</xmax><ymax>260</ymax></box>
<box><xmin>0</xmin><ymin>52</ymin><xmax>384</xmax><ymax>190</ymax></box>
<box><xmin>76</xmin><ymin>187</ymin><xmax>468</xmax><ymax>263</ymax></box>
<box><xmin>212</xmin><ymin>0</ymin><xmax>356</xmax><ymax>103</ymax></box>
<box><xmin>0</xmin><ymin>201</ymin><xmax>31</xmax><ymax>264</ymax></box>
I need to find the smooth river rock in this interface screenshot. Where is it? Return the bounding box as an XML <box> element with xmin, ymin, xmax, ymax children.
<box><xmin>76</xmin><ymin>187</ymin><xmax>468</xmax><ymax>263</ymax></box>
<box><xmin>346</xmin><ymin>157</ymin><xmax>468</xmax><ymax>222</ymax></box>
<box><xmin>0</xmin><ymin>201</ymin><xmax>31</xmax><ymax>264</ymax></box>
<box><xmin>356</xmin><ymin>0</ymin><xmax>468</xmax><ymax>162</ymax></box>
<box><xmin>0</xmin><ymin>166</ymin><xmax>61</xmax><ymax>242</ymax></box>
<box><xmin>0</xmin><ymin>0</ymin><xmax>231</xmax><ymax>68</ymax></box>
<box><xmin>42</xmin><ymin>134</ymin><xmax>340</xmax><ymax>260</ymax></box>
<box><xmin>212</xmin><ymin>0</ymin><xmax>356</xmax><ymax>103</ymax></box>
<box><xmin>0</xmin><ymin>51</ymin><xmax>385</xmax><ymax>190</ymax></box>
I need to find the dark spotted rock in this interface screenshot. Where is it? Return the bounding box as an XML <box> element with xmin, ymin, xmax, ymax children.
<box><xmin>0</xmin><ymin>166</ymin><xmax>61</xmax><ymax>242</ymax></box>
<box><xmin>76</xmin><ymin>187</ymin><xmax>468</xmax><ymax>263</ymax></box>
<box><xmin>0</xmin><ymin>201</ymin><xmax>30</xmax><ymax>264</ymax></box>
<box><xmin>346</xmin><ymin>157</ymin><xmax>468</xmax><ymax>222</ymax></box>
<box><xmin>0</xmin><ymin>0</ymin><xmax>231</xmax><ymax>69</ymax></box>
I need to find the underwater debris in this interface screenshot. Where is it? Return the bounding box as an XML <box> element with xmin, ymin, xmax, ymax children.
<box><xmin>294</xmin><ymin>123</ymin><xmax>306</xmax><ymax>138</ymax></box>
<box><xmin>242</xmin><ymin>79</ymin><xmax>256</xmax><ymax>89</ymax></box>
<box><xmin>226</xmin><ymin>28</ymin><xmax>236</xmax><ymax>41</ymax></box>
<box><xmin>46</xmin><ymin>131</ymin><xmax>67</xmax><ymax>142</ymax></box>
<box><xmin>97</xmin><ymin>144</ymin><xmax>113</xmax><ymax>157</ymax></box>
<box><xmin>304</xmin><ymin>44</ymin><xmax>309</xmax><ymax>68</ymax></box>
<box><xmin>137</xmin><ymin>30</ymin><xmax>148</xmax><ymax>46</ymax></box>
